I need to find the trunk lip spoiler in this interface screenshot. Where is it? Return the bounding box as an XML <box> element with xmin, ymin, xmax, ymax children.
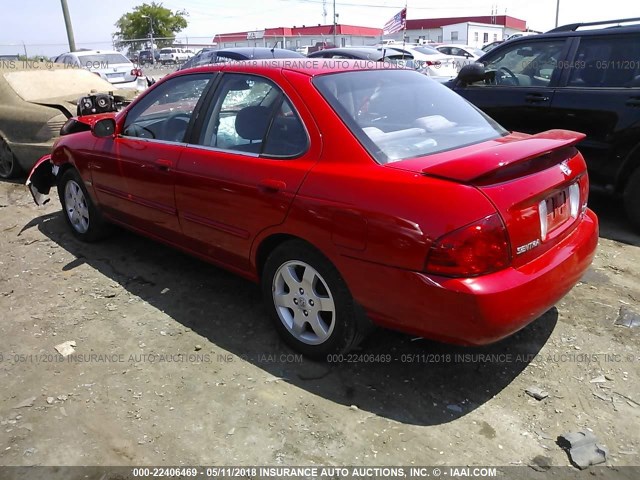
<box><xmin>385</xmin><ymin>130</ymin><xmax>587</xmax><ymax>183</ymax></box>
<box><xmin>420</xmin><ymin>130</ymin><xmax>586</xmax><ymax>183</ymax></box>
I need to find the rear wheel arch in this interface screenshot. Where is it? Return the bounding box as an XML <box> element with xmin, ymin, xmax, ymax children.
<box><xmin>255</xmin><ymin>234</ymin><xmax>319</xmax><ymax>279</ymax></box>
<box><xmin>615</xmin><ymin>141</ymin><xmax>640</xmax><ymax>194</ymax></box>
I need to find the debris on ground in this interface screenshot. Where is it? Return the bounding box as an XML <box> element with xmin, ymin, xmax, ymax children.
<box><xmin>557</xmin><ymin>431</ymin><xmax>608</xmax><ymax>469</ymax></box>
<box><xmin>54</xmin><ymin>340</ymin><xmax>76</xmax><ymax>357</ymax></box>
<box><xmin>525</xmin><ymin>386</ymin><xmax>549</xmax><ymax>401</ymax></box>
<box><xmin>615</xmin><ymin>307</ymin><xmax>640</xmax><ymax>328</ymax></box>
<box><xmin>590</xmin><ymin>375</ymin><xmax>607</xmax><ymax>384</ymax></box>
<box><xmin>13</xmin><ymin>396</ymin><xmax>37</xmax><ymax>409</ymax></box>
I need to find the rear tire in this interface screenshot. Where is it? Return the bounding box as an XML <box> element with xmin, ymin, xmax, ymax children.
<box><xmin>261</xmin><ymin>240</ymin><xmax>366</xmax><ymax>359</ymax></box>
<box><xmin>0</xmin><ymin>137</ymin><xmax>23</xmax><ymax>179</ymax></box>
<box><xmin>57</xmin><ymin>168</ymin><xmax>111</xmax><ymax>242</ymax></box>
<box><xmin>624</xmin><ymin>167</ymin><xmax>640</xmax><ymax>232</ymax></box>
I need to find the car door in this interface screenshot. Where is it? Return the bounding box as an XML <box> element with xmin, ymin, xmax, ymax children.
<box><xmin>92</xmin><ymin>73</ymin><xmax>214</xmax><ymax>241</ymax></box>
<box><xmin>452</xmin><ymin>38</ymin><xmax>570</xmax><ymax>133</ymax></box>
<box><xmin>547</xmin><ymin>33</ymin><xmax>640</xmax><ymax>187</ymax></box>
<box><xmin>174</xmin><ymin>73</ymin><xmax>318</xmax><ymax>272</ymax></box>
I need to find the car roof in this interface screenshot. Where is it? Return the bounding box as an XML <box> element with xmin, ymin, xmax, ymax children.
<box><xmin>505</xmin><ymin>21</ymin><xmax>640</xmax><ymax>44</ymax></box>
<box><xmin>177</xmin><ymin>58</ymin><xmax>409</xmax><ymax>77</ymax></box>
<box><xmin>69</xmin><ymin>50</ymin><xmax>125</xmax><ymax>56</ymax></box>
<box><xmin>308</xmin><ymin>47</ymin><xmax>398</xmax><ymax>60</ymax></box>
<box><xmin>216</xmin><ymin>47</ymin><xmax>305</xmax><ymax>58</ymax></box>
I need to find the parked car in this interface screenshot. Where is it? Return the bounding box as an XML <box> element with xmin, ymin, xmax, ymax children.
<box><xmin>435</xmin><ymin>44</ymin><xmax>486</xmax><ymax>69</ymax></box>
<box><xmin>54</xmin><ymin>50</ymin><xmax>147</xmax><ymax>91</ymax></box>
<box><xmin>159</xmin><ymin>47</ymin><xmax>192</xmax><ymax>65</ymax></box>
<box><xmin>138</xmin><ymin>49</ymin><xmax>160</xmax><ymax>65</ymax></box>
<box><xmin>381</xmin><ymin>45</ymin><xmax>459</xmax><ymax>82</ymax></box>
<box><xmin>178</xmin><ymin>47</ymin><xmax>304</xmax><ymax>70</ymax></box>
<box><xmin>0</xmin><ymin>65</ymin><xmax>136</xmax><ymax>178</ymax></box>
<box><xmin>447</xmin><ymin>17</ymin><xmax>640</xmax><ymax>229</ymax></box>
<box><xmin>481</xmin><ymin>40</ymin><xmax>504</xmax><ymax>52</ymax></box>
<box><xmin>307</xmin><ymin>46</ymin><xmax>413</xmax><ymax>63</ymax></box>
<box><xmin>28</xmin><ymin>60</ymin><xmax>598</xmax><ymax>358</ymax></box>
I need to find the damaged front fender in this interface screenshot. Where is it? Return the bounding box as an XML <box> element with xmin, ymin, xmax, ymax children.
<box><xmin>26</xmin><ymin>154</ymin><xmax>58</xmax><ymax>206</ymax></box>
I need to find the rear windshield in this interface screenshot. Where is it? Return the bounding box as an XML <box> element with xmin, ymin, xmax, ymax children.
<box><xmin>313</xmin><ymin>69</ymin><xmax>506</xmax><ymax>164</ymax></box>
<box><xmin>76</xmin><ymin>54</ymin><xmax>130</xmax><ymax>66</ymax></box>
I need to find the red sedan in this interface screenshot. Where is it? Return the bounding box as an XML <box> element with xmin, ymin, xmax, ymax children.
<box><xmin>27</xmin><ymin>60</ymin><xmax>598</xmax><ymax>358</ymax></box>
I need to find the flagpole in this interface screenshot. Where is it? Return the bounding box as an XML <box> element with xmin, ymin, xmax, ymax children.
<box><xmin>402</xmin><ymin>2</ymin><xmax>407</xmax><ymax>48</ymax></box>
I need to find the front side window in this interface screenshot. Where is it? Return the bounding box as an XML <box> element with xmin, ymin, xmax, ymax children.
<box><xmin>472</xmin><ymin>40</ymin><xmax>566</xmax><ymax>87</ymax></box>
<box><xmin>122</xmin><ymin>74</ymin><xmax>212</xmax><ymax>142</ymax></box>
<box><xmin>197</xmin><ymin>74</ymin><xmax>307</xmax><ymax>157</ymax></box>
<box><xmin>567</xmin><ymin>35</ymin><xmax>640</xmax><ymax>88</ymax></box>
<box><xmin>314</xmin><ymin>70</ymin><xmax>506</xmax><ymax>164</ymax></box>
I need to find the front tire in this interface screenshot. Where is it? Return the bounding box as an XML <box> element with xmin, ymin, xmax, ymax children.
<box><xmin>58</xmin><ymin>169</ymin><xmax>110</xmax><ymax>242</ymax></box>
<box><xmin>262</xmin><ymin>240</ymin><xmax>366</xmax><ymax>358</ymax></box>
<box><xmin>0</xmin><ymin>137</ymin><xmax>23</xmax><ymax>179</ymax></box>
<box><xmin>624</xmin><ymin>167</ymin><xmax>640</xmax><ymax>232</ymax></box>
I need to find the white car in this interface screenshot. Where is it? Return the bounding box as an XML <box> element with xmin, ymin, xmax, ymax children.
<box><xmin>55</xmin><ymin>50</ymin><xmax>146</xmax><ymax>91</ymax></box>
<box><xmin>383</xmin><ymin>45</ymin><xmax>459</xmax><ymax>82</ymax></box>
<box><xmin>434</xmin><ymin>44</ymin><xmax>486</xmax><ymax>70</ymax></box>
<box><xmin>159</xmin><ymin>48</ymin><xmax>192</xmax><ymax>65</ymax></box>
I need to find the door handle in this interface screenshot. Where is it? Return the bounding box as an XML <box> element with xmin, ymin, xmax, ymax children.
<box><xmin>626</xmin><ymin>97</ymin><xmax>640</xmax><ymax>107</ymax></box>
<box><xmin>258</xmin><ymin>179</ymin><xmax>286</xmax><ymax>193</ymax></box>
<box><xmin>155</xmin><ymin>158</ymin><xmax>174</xmax><ymax>171</ymax></box>
<box><xmin>525</xmin><ymin>93</ymin><xmax>550</xmax><ymax>103</ymax></box>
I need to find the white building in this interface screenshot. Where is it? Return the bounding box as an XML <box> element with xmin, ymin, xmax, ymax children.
<box><xmin>385</xmin><ymin>15</ymin><xmax>527</xmax><ymax>48</ymax></box>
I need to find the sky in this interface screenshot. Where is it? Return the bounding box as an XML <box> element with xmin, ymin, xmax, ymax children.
<box><xmin>1</xmin><ymin>0</ymin><xmax>638</xmax><ymax>57</ymax></box>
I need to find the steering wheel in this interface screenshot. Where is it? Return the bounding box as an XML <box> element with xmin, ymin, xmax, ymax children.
<box><xmin>497</xmin><ymin>66</ymin><xmax>519</xmax><ymax>86</ymax></box>
<box><xmin>161</xmin><ymin>112</ymin><xmax>191</xmax><ymax>142</ymax></box>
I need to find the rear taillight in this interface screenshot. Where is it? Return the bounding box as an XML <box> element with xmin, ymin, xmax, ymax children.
<box><xmin>425</xmin><ymin>213</ymin><xmax>511</xmax><ymax>277</ymax></box>
<box><xmin>130</xmin><ymin>68</ymin><xmax>143</xmax><ymax>77</ymax></box>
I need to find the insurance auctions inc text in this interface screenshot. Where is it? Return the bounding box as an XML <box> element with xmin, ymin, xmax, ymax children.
<box><xmin>199</xmin><ymin>466</ymin><xmax>498</xmax><ymax>478</ymax></box>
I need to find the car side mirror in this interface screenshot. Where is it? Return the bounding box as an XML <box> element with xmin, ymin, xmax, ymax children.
<box><xmin>458</xmin><ymin>63</ymin><xmax>486</xmax><ymax>85</ymax></box>
<box><xmin>92</xmin><ymin>118</ymin><xmax>116</xmax><ymax>138</ymax></box>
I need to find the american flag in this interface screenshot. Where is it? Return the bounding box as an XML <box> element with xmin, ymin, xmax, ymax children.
<box><xmin>383</xmin><ymin>7</ymin><xmax>407</xmax><ymax>35</ymax></box>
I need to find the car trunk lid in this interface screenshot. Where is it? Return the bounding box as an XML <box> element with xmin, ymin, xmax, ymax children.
<box><xmin>388</xmin><ymin>130</ymin><xmax>590</xmax><ymax>267</ymax></box>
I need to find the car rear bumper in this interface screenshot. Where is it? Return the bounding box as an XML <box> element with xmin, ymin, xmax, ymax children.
<box><xmin>341</xmin><ymin>209</ymin><xmax>599</xmax><ymax>345</ymax></box>
<box><xmin>105</xmin><ymin>77</ymin><xmax>147</xmax><ymax>91</ymax></box>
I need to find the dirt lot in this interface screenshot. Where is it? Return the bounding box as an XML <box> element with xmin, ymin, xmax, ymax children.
<box><xmin>0</xmin><ymin>178</ymin><xmax>639</xmax><ymax>476</ymax></box>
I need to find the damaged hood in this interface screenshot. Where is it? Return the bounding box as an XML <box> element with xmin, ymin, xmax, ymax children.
<box><xmin>3</xmin><ymin>69</ymin><xmax>138</xmax><ymax>116</ymax></box>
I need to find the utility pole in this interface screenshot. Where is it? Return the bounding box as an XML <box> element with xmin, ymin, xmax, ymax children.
<box><xmin>555</xmin><ymin>0</ymin><xmax>560</xmax><ymax>28</ymax></box>
<box><xmin>333</xmin><ymin>0</ymin><xmax>336</xmax><ymax>46</ymax></box>
<box><xmin>142</xmin><ymin>15</ymin><xmax>155</xmax><ymax>65</ymax></box>
<box><xmin>60</xmin><ymin>0</ymin><xmax>77</xmax><ymax>52</ymax></box>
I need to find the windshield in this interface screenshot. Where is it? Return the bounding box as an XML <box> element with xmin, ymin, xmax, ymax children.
<box><xmin>313</xmin><ymin>69</ymin><xmax>506</xmax><ymax>164</ymax></box>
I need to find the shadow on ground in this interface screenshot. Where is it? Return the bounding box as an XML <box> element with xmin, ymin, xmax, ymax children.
<box><xmin>26</xmin><ymin>211</ymin><xmax>558</xmax><ymax>426</ymax></box>
<box><xmin>588</xmin><ymin>192</ymin><xmax>640</xmax><ymax>247</ymax></box>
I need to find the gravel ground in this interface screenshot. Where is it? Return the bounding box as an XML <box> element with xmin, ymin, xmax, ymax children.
<box><xmin>0</xmin><ymin>178</ymin><xmax>639</xmax><ymax>477</ymax></box>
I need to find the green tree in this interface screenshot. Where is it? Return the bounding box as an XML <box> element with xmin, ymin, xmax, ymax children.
<box><xmin>113</xmin><ymin>2</ymin><xmax>188</xmax><ymax>54</ymax></box>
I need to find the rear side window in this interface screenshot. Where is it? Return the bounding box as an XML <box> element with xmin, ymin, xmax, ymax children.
<box><xmin>196</xmin><ymin>74</ymin><xmax>308</xmax><ymax>158</ymax></box>
<box><xmin>568</xmin><ymin>35</ymin><xmax>640</xmax><ymax>88</ymax></box>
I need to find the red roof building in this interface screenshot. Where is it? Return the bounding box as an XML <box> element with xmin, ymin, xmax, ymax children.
<box><xmin>213</xmin><ymin>24</ymin><xmax>382</xmax><ymax>50</ymax></box>
<box><xmin>406</xmin><ymin>15</ymin><xmax>527</xmax><ymax>31</ymax></box>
